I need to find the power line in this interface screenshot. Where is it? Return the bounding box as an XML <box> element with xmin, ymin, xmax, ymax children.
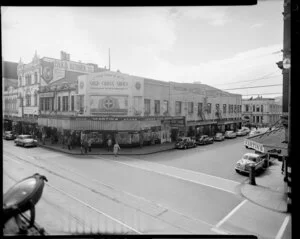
<box><xmin>213</xmin><ymin>72</ymin><xmax>279</xmax><ymax>86</ymax></box>
<box><xmin>241</xmin><ymin>92</ymin><xmax>282</xmax><ymax>96</ymax></box>
<box><xmin>221</xmin><ymin>84</ymin><xmax>282</xmax><ymax>91</ymax></box>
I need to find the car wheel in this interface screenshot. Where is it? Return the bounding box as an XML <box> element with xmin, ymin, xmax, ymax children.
<box><xmin>235</xmin><ymin>169</ymin><xmax>240</xmax><ymax>173</ymax></box>
<box><xmin>184</xmin><ymin>145</ymin><xmax>187</xmax><ymax>149</ymax></box>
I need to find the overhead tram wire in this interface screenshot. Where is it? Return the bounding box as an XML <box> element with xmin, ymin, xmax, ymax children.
<box><xmin>213</xmin><ymin>72</ymin><xmax>279</xmax><ymax>86</ymax></box>
<box><xmin>221</xmin><ymin>84</ymin><xmax>282</xmax><ymax>91</ymax></box>
<box><xmin>241</xmin><ymin>92</ymin><xmax>282</xmax><ymax>96</ymax></box>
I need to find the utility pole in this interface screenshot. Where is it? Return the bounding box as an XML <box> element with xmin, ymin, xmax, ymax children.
<box><xmin>108</xmin><ymin>48</ymin><xmax>111</xmax><ymax>71</ymax></box>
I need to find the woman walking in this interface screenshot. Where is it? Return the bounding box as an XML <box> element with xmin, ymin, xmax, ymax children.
<box><xmin>113</xmin><ymin>142</ymin><xmax>121</xmax><ymax>157</ymax></box>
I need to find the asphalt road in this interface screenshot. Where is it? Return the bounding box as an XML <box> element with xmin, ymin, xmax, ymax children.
<box><xmin>3</xmin><ymin>138</ymin><xmax>290</xmax><ymax>238</ymax></box>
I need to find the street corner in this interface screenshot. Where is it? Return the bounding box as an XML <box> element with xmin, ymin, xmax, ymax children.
<box><xmin>240</xmin><ymin>182</ymin><xmax>288</xmax><ymax>213</ymax></box>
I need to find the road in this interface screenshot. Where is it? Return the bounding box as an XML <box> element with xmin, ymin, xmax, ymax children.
<box><xmin>3</xmin><ymin>137</ymin><xmax>291</xmax><ymax>238</ymax></box>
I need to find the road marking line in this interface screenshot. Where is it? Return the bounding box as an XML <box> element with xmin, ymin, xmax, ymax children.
<box><xmin>275</xmin><ymin>215</ymin><xmax>290</xmax><ymax>239</ymax></box>
<box><xmin>211</xmin><ymin>227</ymin><xmax>229</xmax><ymax>234</ymax></box>
<box><xmin>121</xmin><ymin>155</ymin><xmax>240</xmax><ymax>184</ymax></box>
<box><xmin>215</xmin><ymin>199</ymin><xmax>247</xmax><ymax>228</ymax></box>
<box><xmin>99</xmin><ymin>156</ymin><xmax>237</xmax><ymax>194</ymax></box>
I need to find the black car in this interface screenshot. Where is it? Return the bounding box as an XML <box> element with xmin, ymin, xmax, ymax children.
<box><xmin>196</xmin><ymin>135</ymin><xmax>214</xmax><ymax>145</ymax></box>
<box><xmin>3</xmin><ymin>131</ymin><xmax>16</xmax><ymax>140</ymax></box>
<box><xmin>175</xmin><ymin>137</ymin><xmax>196</xmax><ymax>149</ymax></box>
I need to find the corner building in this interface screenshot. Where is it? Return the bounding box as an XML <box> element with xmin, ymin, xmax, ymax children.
<box><xmin>38</xmin><ymin>69</ymin><xmax>242</xmax><ymax>147</ymax></box>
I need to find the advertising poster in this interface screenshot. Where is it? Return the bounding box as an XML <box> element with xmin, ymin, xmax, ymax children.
<box><xmin>90</xmin><ymin>95</ymin><xmax>128</xmax><ymax>115</ymax></box>
<box><xmin>115</xmin><ymin>132</ymin><xmax>131</xmax><ymax>145</ymax></box>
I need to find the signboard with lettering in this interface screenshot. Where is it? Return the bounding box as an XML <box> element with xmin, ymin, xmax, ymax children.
<box><xmin>40</xmin><ymin>92</ymin><xmax>55</xmax><ymax>98</ymax></box>
<box><xmin>244</xmin><ymin>139</ymin><xmax>265</xmax><ymax>153</ymax></box>
<box><xmin>41</xmin><ymin>58</ymin><xmax>95</xmax><ymax>86</ymax></box>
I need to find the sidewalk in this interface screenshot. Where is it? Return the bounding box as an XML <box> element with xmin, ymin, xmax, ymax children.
<box><xmin>37</xmin><ymin>139</ymin><xmax>175</xmax><ymax>156</ymax></box>
<box><xmin>240</xmin><ymin>158</ymin><xmax>288</xmax><ymax>213</ymax></box>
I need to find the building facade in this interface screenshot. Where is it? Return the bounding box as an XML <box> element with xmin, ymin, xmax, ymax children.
<box><xmin>4</xmin><ymin>51</ymin><xmax>242</xmax><ymax>147</ymax></box>
<box><xmin>242</xmin><ymin>96</ymin><xmax>282</xmax><ymax>127</ymax></box>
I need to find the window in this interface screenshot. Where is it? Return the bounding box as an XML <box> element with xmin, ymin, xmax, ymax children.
<box><xmin>234</xmin><ymin>105</ymin><xmax>237</xmax><ymax>113</ymax></box>
<box><xmin>19</xmin><ymin>77</ymin><xmax>22</xmax><ymax>86</ymax></box>
<box><xmin>188</xmin><ymin>102</ymin><xmax>194</xmax><ymax>114</ymax></box>
<box><xmin>58</xmin><ymin>97</ymin><xmax>61</xmax><ymax>111</ymax></box>
<box><xmin>26</xmin><ymin>94</ymin><xmax>31</xmax><ymax>106</ymax></box>
<box><xmin>216</xmin><ymin>104</ymin><xmax>219</xmax><ymax>111</ymax></box>
<box><xmin>175</xmin><ymin>101</ymin><xmax>182</xmax><ymax>114</ymax></box>
<box><xmin>79</xmin><ymin>95</ymin><xmax>84</xmax><ymax>112</ymax></box>
<box><xmin>40</xmin><ymin>98</ymin><xmax>44</xmax><ymax>110</ymax></box>
<box><xmin>62</xmin><ymin>96</ymin><xmax>69</xmax><ymax>111</ymax></box>
<box><xmin>34</xmin><ymin>72</ymin><xmax>38</xmax><ymax>84</ymax></box>
<box><xmin>163</xmin><ymin>100</ymin><xmax>169</xmax><ymax>113</ymax></box>
<box><xmin>198</xmin><ymin>103</ymin><xmax>203</xmax><ymax>114</ymax></box>
<box><xmin>34</xmin><ymin>93</ymin><xmax>37</xmax><ymax>106</ymax></box>
<box><xmin>52</xmin><ymin>98</ymin><xmax>54</xmax><ymax>111</ymax></box>
<box><xmin>253</xmin><ymin>116</ymin><xmax>255</xmax><ymax>123</ymax></box>
<box><xmin>223</xmin><ymin>104</ymin><xmax>227</xmax><ymax>113</ymax></box>
<box><xmin>144</xmin><ymin>99</ymin><xmax>151</xmax><ymax>114</ymax></box>
<box><xmin>207</xmin><ymin>103</ymin><xmax>211</xmax><ymax>114</ymax></box>
<box><xmin>154</xmin><ymin>100</ymin><xmax>160</xmax><ymax>114</ymax></box>
<box><xmin>256</xmin><ymin>105</ymin><xmax>260</xmax><ymax>112</ymax></box>
<box><xmin>71</xmin><ymin>95</ymin><xmax>75</xmax><ymax>111</ymax></box>
<box><xmin>261</xmin><ymin>105</ymin><xmax>264</xmax><ymax>112</ymax></box>
<box><xmin>245</xmin><ymin>104</ymin><xmax>249</xmax><ymax>112</ymax></box>
<box><xmin>253</xmin><ymin>105</ymin><xmax>255</xmax><ymax>112</ymax></box>
<box><xmin>256</xmin><ymin>116</ymin><xmax>260</xmax><ymax>123</ymax></box>
<box><xmin>261</xmin><ymin>116</ymin><xmax>263</xmax><ymax>123</ymax></box>
<box><xmin>45</xmin><ymin>98</ymin><xmax>50</xmax><ymax>111</ymax></box>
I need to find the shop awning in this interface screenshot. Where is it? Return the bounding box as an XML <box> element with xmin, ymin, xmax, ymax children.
<box><xmin>244</xmin><ymin>127</ymin><xmax>288</xmax><ymax>156</ymax></box>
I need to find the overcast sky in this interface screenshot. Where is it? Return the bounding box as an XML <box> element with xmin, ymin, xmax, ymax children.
<box><xmin>2</xmin><ymin>3</ymin><xmax>284</xmax><ymax>98</ymax></box>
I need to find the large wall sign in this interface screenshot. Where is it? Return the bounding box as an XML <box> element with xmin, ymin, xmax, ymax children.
<box><xmin>41</xmin><ymin>58</ymin><xmax>95</xmax><ymax>86</ymax></box>
<box><xmin>90</xmin><ymin>95</ymin><xmax>128</xmax><ymax>115</ymax></box>
<box><xmin>90</xmin><ymin>73</ymin><xmax>129</xmax><ymax>91</ymax></box>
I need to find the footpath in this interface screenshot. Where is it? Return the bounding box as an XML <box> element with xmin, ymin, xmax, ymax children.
<box><xmin>37</xmin><ymin>139</ymin><xmax>176</xmax><ymax>156</ymax></box>
<box><xmin>239</xmin><ymin>158</ymin><xmax>288</xmax><ymax>213</ymax></box>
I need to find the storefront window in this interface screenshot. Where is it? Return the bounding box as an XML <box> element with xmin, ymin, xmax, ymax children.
<box><xmin>154</xmin><ymin>100</ymin><xmax>160</xmax><ymax>114</ymax></box>
<box><xmin>144</xmin><ymin>99</ymin><xmax>151</xmax><ymax>114</ymax></box>
<box><xmin>188</xmin><ymin>102</ymin><xmax>194</xmax><ymax>114</ymax></box>
<box><xmin>175</xmin><ymin>101</ymin><xmax>182</xmax><ymax>114</ymax></box>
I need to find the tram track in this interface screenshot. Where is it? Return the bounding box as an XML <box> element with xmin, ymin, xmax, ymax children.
<box><xmin>4</xmin><ymin>151</ymin><xmax>208</xmax><ymax>234</ymax></box>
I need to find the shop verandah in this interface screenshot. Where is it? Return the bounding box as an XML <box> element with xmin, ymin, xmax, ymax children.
<box><xmin>37</xmin><ymin>116</ymin><xmax>184</xmax><ymax>148</ymax></box>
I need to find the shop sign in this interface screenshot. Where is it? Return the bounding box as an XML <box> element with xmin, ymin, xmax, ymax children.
<box><xmin>162</xmin><ymin>119</ymin><xmax>185</xmax><ymax>127</ymax></box>
<box><xmin>40</xmin><ymin>92</ymin><xmax>55</xmax><ymax>98</ymax></box>
<box><xmin>90</xmin><ymin>74</ymin><xmax>129</xmax><ymax>90</ymax></box>
<box><xmin>244</xmin><ymin>139</ymin><xmax>265</xmax><ymax>153</ymax></box>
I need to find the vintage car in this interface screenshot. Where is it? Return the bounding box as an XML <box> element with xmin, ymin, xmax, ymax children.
<box><xmin>235</xmin><ymin>152</ymin><xmax>267</xmax><ymax>174</ymax></box>
<box><xmin>214</xmin><ymin>133</ymin><xmax>225</xmax><ymax>141</ymax></box>
<box><xmin>14</xmin><ymin>135</ymin><xmax>38</xmax><ymax>147</ymax></box>
<box><xmin>3</xmin><ymin>131</ymin><xmax>16</xmax><ymax>140</ymax></box>
<box><xmin>236</xmin><ymin>128</ymin><xmax>249</xmax><ymax>136</ymax></box>
<box><xmin>175</xmin><ymin>137</ymin><xmax>196</xmax><ymax>149</ymax></box>
<box><xmin>224</xmin><ymin>131</ymin><xmax>237</xmax><ymax>139</ymax></box>
<box><xmin>196</xmin><ymin>135</ymin><xmax>214</xmax><ymax>145</ymax></box>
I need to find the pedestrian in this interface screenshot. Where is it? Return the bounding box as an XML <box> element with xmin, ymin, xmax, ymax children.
<box><xmin>113</xmin><ymin>142</ymin><xmax>121</xmax><ymax>157</ymax></box>
<box><xmin>84</xmin><ymin>138</ymin><xmax>89</xmax><ymax>154</ymax></box>
<box><xmin>107</xmin><ymin>138</ymin><xmax>112</xmax><ymax>152</ymax></box>
<box><xmin>88</xmin><ymin>138</ymin><xmax>92</xmax><ymax>152</ymax></box>
<box><xmin>42</xmin><ymin>132</ymin><xmax>46</xmax><ymax>145</ymax></box>
<box><xmin>80</xmin><ymin>138</ymin><xmax>84</xmax><ymax>154</ymax></box>
<box><xmin>67</xmin><ymin>136</ymin><xmax>72</xmax><ymax>150</ymax></box>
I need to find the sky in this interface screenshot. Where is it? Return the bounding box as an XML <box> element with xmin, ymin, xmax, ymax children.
<box><xmin>1</xmin><ymin>3</ymin><xmax>284</xmax><ymax>98</ymax></box>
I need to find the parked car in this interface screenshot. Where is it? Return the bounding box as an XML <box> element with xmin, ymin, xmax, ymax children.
<box><xmin>175</xmin><ymin>137</ymin><xmax>196</xmax><ymax>149</ymax></box>
<box><xmin>237</xmin><ymin>128</ymin><xmax>249</xmax><ymax>136</ymax></box>
<box><xmin>235</xmin><ymin>152</ymin><xmax>267</xmax><ymax>174</ymax></box>
<box><xmin>224</xmin><ymin>131</ymin><xmax>237</xmax><ymax>139</ymax></box>
<box><xmin>195</xmin><ymin>135</ymin><xmax>214</xmax><ymax>145</ymax></box>
<box><xmin>3</xmin><ymin>131</ymin><xmax>16</xmax><ymax>140</ymax></box>
<box><xmin>214</xmin><ymin>133</ymin><xmax>225</xmax><ymax>141</ymax></box>
<box><xmin>14</xmin><ymin>135</ymin><xmax>38</xmax><ymax>147</ymax></box>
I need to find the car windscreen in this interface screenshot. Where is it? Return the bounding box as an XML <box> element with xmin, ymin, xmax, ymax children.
<box><xmin>22</xmin><ymin>136</ymin><xmax>33</xmax><ymax>139</ymax></box>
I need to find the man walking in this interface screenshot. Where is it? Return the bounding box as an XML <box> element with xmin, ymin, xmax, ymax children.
<box><xmin>113</xmin><ymin>142</ymin><xmax>121</xmax><ymax>157</ymax></box>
